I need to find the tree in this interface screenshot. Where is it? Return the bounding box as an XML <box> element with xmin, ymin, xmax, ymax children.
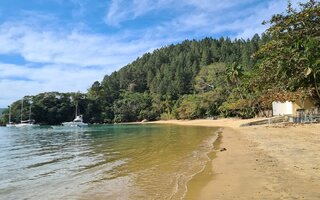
<box><xmin>113</xmin><ymin>92</ymin><xmax>153</xmax><ymax>122</ymax></box>
<box><xmin>194</xmin><ymin>63</ymin><xmax>229</xmax><ymax>93</ymax></box>
<box><xmin>256</xmin><ymin>0</ymin><xmax>320</xmax><ymax>100</ymax></box>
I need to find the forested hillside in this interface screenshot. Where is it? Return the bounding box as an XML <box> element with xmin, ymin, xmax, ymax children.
<box><xmin>1</xmin><ymin>0</ymin><xmax>319</xmax><ymax>125</ymax></box>
<box><xmin>85</xmin><ymin>34</ymin><xmax>268</xmax><ymax>123</ymax></box>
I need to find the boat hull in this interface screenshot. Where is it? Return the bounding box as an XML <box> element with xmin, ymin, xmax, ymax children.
<box><xmin>15</xmin><ymin>123</ymin><xmax>40</xmax><ymax>128</ymax></box>
<box><xmin>62</xmin><ymin>122</ymin><xmax>88</xmax><ymax>127</ymax></box>
<box><xmin>6</xmin><ymin>124</ymin><xmax>15</xmax><ymax>127</ymax></box>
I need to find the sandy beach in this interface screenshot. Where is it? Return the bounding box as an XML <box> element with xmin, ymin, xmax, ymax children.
<box><xmin>151</xmin><ymin>119</ymin><xmax>320</xmax><ymax>199</ymax></box>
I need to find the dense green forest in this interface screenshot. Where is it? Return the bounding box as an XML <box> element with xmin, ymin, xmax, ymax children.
<box><xmin>1</xmin><ymin>0</ymin><xmax>319</xmax><ymax>125</ymax></box>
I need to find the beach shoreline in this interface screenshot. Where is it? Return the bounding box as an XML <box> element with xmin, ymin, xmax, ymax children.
<box><xmin>150</xmin><ymin>119</ymin><xmax>320</xmax><ymax>199</ymax></box>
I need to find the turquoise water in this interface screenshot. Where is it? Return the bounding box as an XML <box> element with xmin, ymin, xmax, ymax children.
<box><xmin>0</xmin><ymin>124</ymin><xmax>217</xmax><ymax>200</ymax></box>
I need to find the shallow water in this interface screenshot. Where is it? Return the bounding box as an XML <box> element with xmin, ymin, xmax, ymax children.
<box><xmin>0</xmin><ymin>124</ymin><xmax>218</xmax><ymax>200</ymax></box>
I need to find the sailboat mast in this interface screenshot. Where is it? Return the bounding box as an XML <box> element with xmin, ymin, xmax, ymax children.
<box><xmin>8</xmin><ymin>106</ymin><xmax>11</xmax><ymax>123</ymax></box>
<box><xmin>75</xmin><ymin>103</ymin><xmax>78</xmax><ymax>118</ymax></box>
<box><xmin>21</xmin><ymin>99</ymin><xmax>24</xmax><ymax>122</ymax></box>
<box><xmin>29</xmin><ymin>104</ymin><xmax>32</xmax><ymax>121</ymax></box>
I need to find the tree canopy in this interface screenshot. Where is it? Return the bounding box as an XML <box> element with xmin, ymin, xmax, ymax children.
<box><xmin>256</xmin><ymin>0</ymin><xmax>320</xmax><ymax>98</ymax></box>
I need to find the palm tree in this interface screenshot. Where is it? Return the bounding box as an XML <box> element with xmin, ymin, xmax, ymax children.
<box><xmin>228</xmin><ymin>62</ymin><xmax>243</xmax><ymax>84</ymax></box>
<box><xmin>228</xmin><ymin>62</ymin><xmax>244</xmax><ymax>98</ymax></box>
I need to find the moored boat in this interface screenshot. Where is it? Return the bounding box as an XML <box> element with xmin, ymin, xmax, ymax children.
<box><xmin>62</xmin><ymin>115</ymin><xmax>88</xmax><ymax>127</ymax></box>
<box><xmin>6</xmin><ymin>123</ymin><xmax>15</xmax><ymax>127</ymax></box>
<box><xmin>15</xmin><ymin>120</ymin><xmax>40</xmax><ymax>128</ymax></box>
<box><xmin>6</xmin><ymin>106</ymin><xmax>15</xmax><ymax>127</ymax></box>
<box><xmin>14</xmin><ymin>98</ymin><xmax>39</xmax><ymax>128</ymax></box>
<box><xmin>62</xmin><ymin>103</ymin><xmax>88</xmax><ymax>127</ymax></box>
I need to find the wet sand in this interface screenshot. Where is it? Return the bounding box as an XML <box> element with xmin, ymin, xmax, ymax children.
<box><xmin>151</xmin><ymin>119</ymin><xmax>320</xmax><ymax>199</ymax></box>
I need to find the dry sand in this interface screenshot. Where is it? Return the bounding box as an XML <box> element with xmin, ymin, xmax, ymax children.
<box><xmin>150</xmin><ymin>119</ymin><xmax>320</xmax><ymax>200</ymax></box>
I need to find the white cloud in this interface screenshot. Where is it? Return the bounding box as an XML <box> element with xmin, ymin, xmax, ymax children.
<box><xmin>0</xmin><ymin>23</ymin><xmax>153</xmax><ymax>67</ymax></box>
<box><xmin>232</xmin><ymin>0</ymin><xmax>309</xmax><ymax>38</ymax></box>
<box><xmin>0</xmin><ymin>20</ymin><xmax>168</xmax><ymax>107</ymax></box>
<box><xmin>104</xmin><ymin>0</ymin><xmax>309</xmax><ymax>39</ymax></box>
<box><xmin>105</xmin><ymin>0</ymin><xmax>193</xmax><ymax>26</ymax></box>
<box><xmin>185</xmin><ymin>0</ymin><xmax>247</xmax><ymax>11</ymax></box>
<box><xmin>105</xmin><ymin>0</ymin><xmax>158</xmax><ymax>26</ymax></box>
<box><xmin>104</xmin><ymin>0</ymin><xmax>254</xmax><ymax>27</ymax></box>
<box><xmin>0</xmin><ymin>63</ymin><xmax>115</xmax><ymax>106</ymax></box>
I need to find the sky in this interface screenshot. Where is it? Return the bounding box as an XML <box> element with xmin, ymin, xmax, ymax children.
<box><xmin>0</xmin><ymin>0</ymin><xmax>307</xmax><ymax>107</ymax></box>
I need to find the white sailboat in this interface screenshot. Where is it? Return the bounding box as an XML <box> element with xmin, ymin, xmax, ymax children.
<box><xmin>6</xmin><ymin>106</ymin><xmax>15</xmax><ymax>127</ymax></box>
<box><xmin>62</xmin><ymin>103</ymin><xmax>88</xmax><ymax>127</ymax></box>
<box><xmin>15</xmin><ymin>99</ymin><xmax>39</xmax><ymax>128</ymax></box>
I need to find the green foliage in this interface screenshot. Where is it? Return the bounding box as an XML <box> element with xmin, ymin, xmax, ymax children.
<box><xmin>177</xmin><ymin>92</ymin><xmax>224</xmax><ymax>119</ymax></box>
<box><xmin>113</xmin><ymin>92</ymin><xmax>154</xmax><ymax>122</ymax></box>
<box><xmin>0</xmin><ymin>108</ymin><xmax>5</xmax><ymax>116</ymax></box>
<box><xmin>194</xmin><ymin>63</ymin><xmax>229</xmax><ymax>93</ymax></box>
<box><xmin>0</xmin><ymin>108</ymin><xmax>7</xmax><ymax>125</ymax></box>
<box><xmin>1</xmin><ymin>92</ymin><xmax>89</xmax><ymax>125</ymax></box>
<box><xmin>82</xmin><ymin>35</ymin><xmax>263</xmax><ymax>123</ymax></box>
<box><xmin>256</xmin><ymin>0</ymin><xmax>320</xmax><ymax>97</ymax></box>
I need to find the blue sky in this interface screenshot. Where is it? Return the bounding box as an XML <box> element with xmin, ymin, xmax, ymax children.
<box><xmin>0</xmin><ymin>0</ymin><xmax>306</xmax><ymax>107</ymax></box>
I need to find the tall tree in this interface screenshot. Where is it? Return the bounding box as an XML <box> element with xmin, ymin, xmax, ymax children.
<box><xmin>256</xmin><ymin>0</ymin><xmax>320</xmax><ymax>99</ymax></box>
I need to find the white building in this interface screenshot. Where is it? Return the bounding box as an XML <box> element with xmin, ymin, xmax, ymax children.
<box><xmin>272</xmin><ymin>101</ymin><xmax>293</xmax><ymax>115</ymax></box>
<box><xmin>272</xmin><ymin>98</ymin><xmax>316</xmax><ymax>116</ymax></box>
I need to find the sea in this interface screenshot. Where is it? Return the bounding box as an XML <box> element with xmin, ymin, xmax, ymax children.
<box><xmin>0</xmin><ymin>124</ymin><xmax>218</xmax><ymax>200</ymax></box>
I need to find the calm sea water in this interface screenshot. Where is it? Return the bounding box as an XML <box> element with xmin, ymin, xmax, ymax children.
<box><xmin>0</xmin><ymin>124</ymin><xmax>218</xmax><ymax>200</ymax></box>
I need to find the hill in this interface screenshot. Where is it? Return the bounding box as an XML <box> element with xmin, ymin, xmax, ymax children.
<box><xmin>1</xmin><ymin>1</ymin><xmax>319</xmax><ymax>125</ymax></box>
<box><xmin>1</xmin><ymin>36</ymin><xmax>266</xmax><ymax>125</ymax></box>
<box><xmin>86</xmin><ymin>35</ymin><xmax>267</xmax><ymax>123</ymax></box>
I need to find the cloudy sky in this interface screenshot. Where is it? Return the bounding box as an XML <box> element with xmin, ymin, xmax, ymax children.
<box><xmin>0</xmin><ymin>0</ymin><xmax>306</xmax><ymax>107</ymax></box>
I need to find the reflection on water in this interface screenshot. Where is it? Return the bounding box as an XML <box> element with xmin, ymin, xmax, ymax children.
<box><xmin>0</xmin><ymin>124</ymin><xmax>217</xmax><ymax>200</ymax></box>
